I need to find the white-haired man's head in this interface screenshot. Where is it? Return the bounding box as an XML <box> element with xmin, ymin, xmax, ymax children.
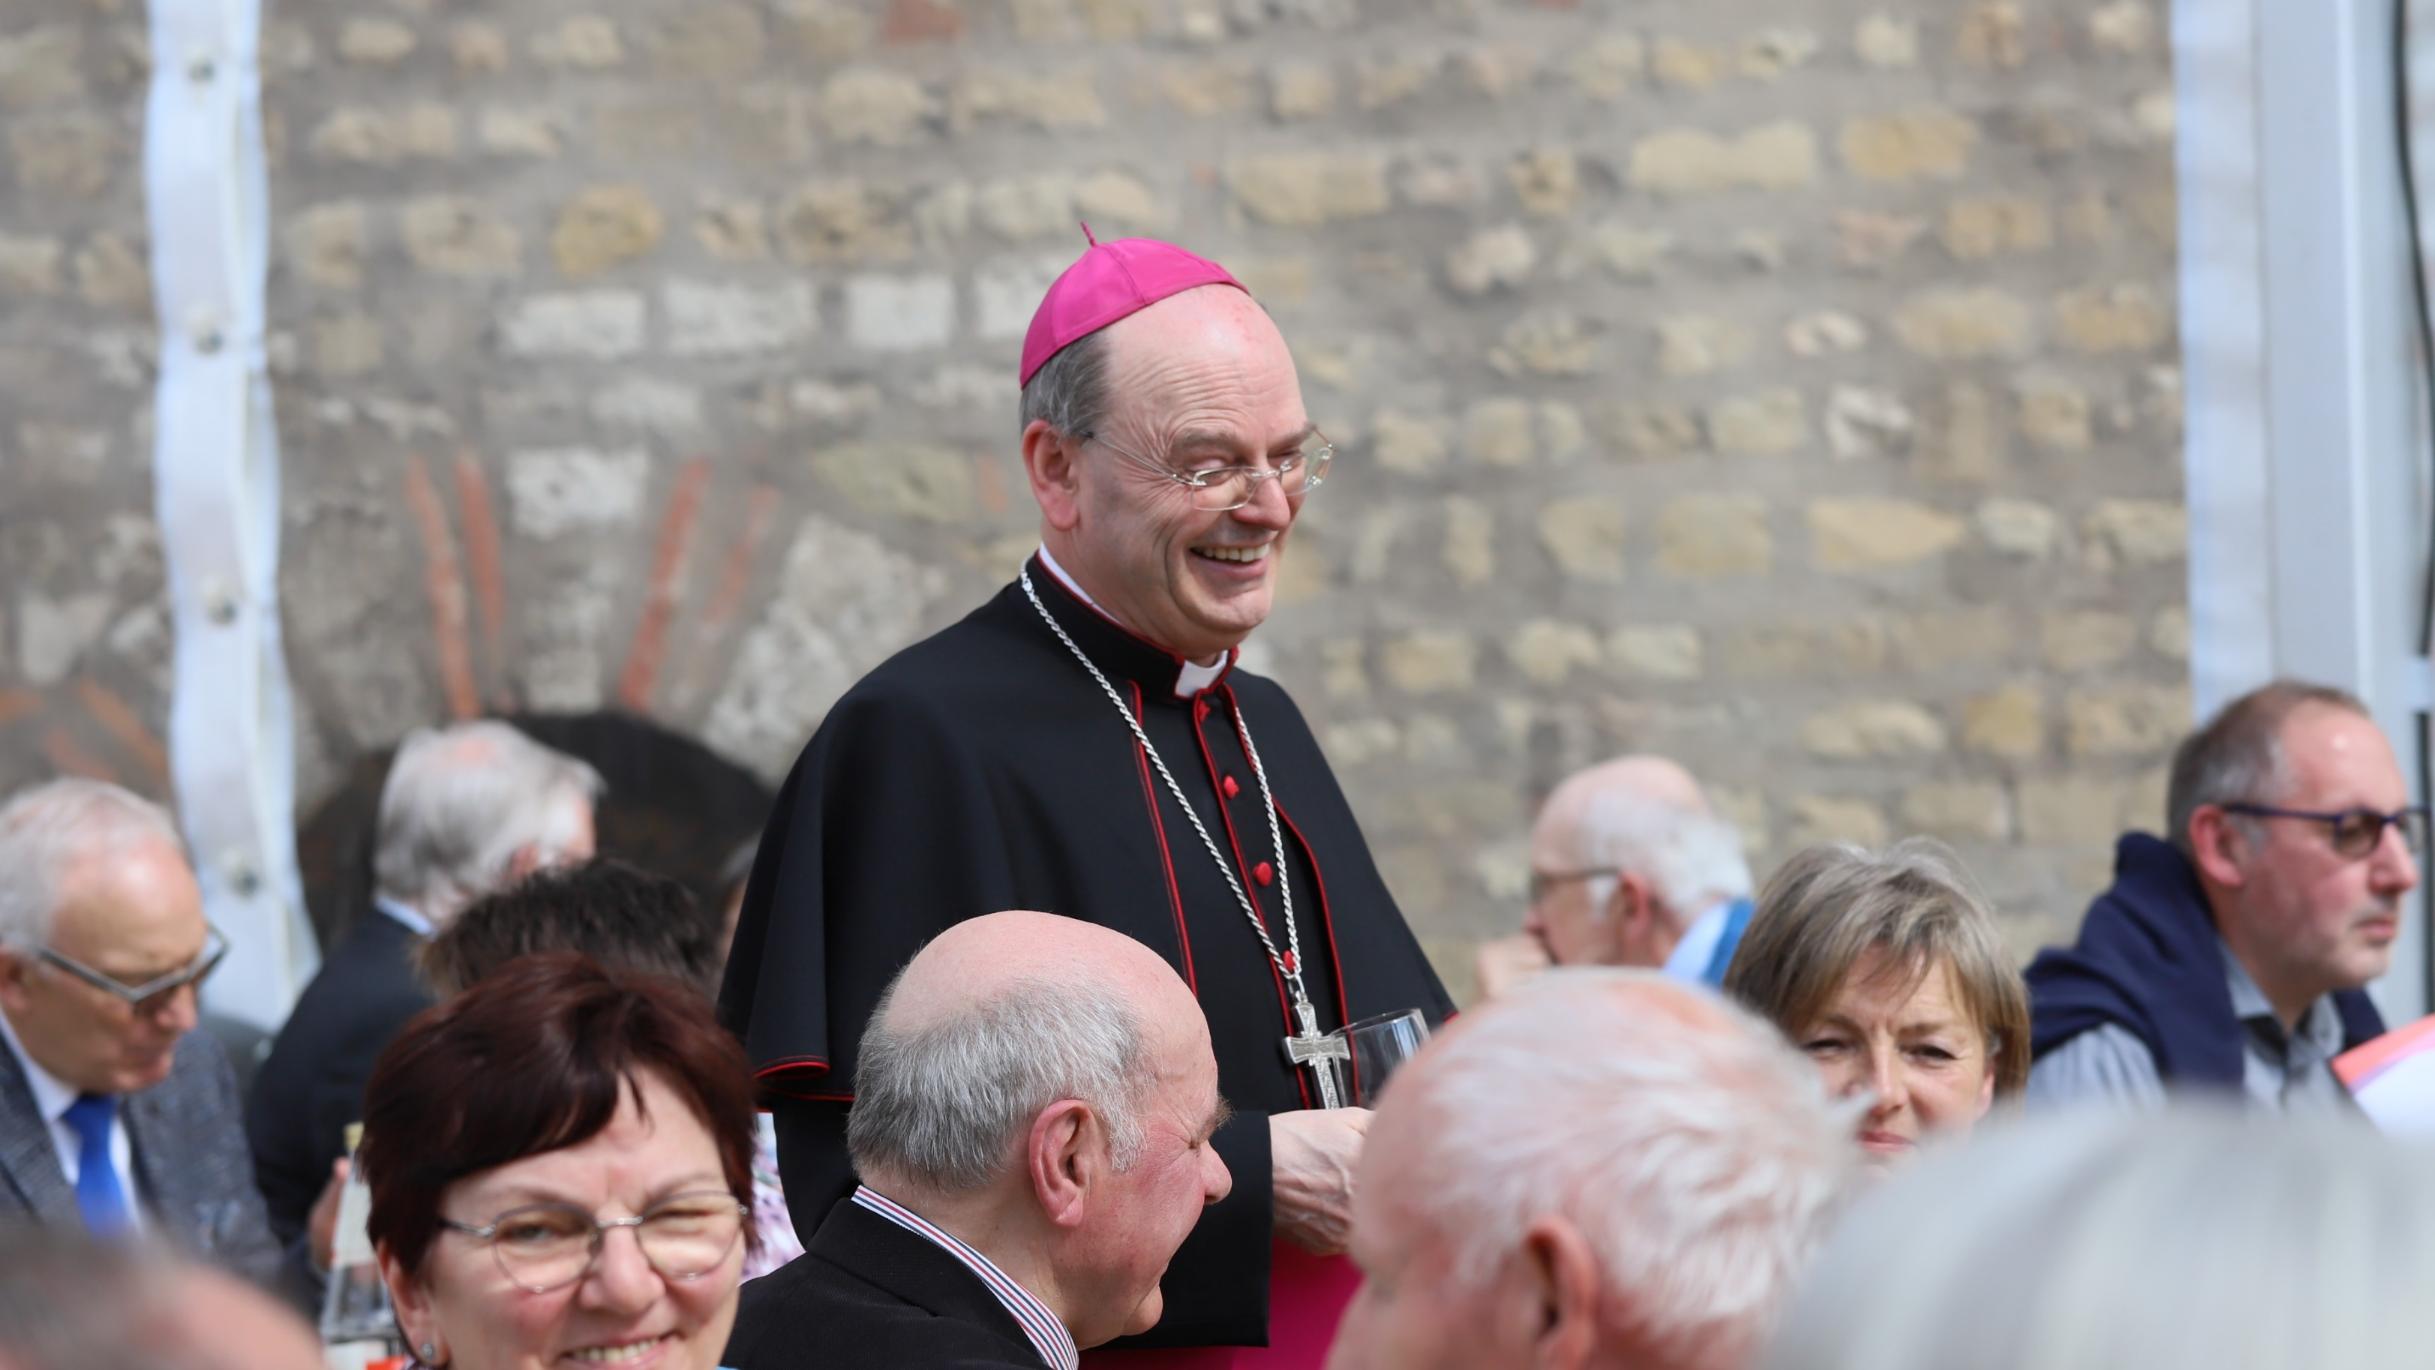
<box><xmin>0</xmin><ymin>778</ymin><xmax>210</xmax><ymax>1095</ymax></box>
<box><xmin>1759</xmin><ymin>1106</ymin><xmax>2435</xmax><ymax>1370</ymax></box>
<box><xmin>1331</xmin><ymin>969</ymin><xmax>1856</xmax><ymax>1370</ymax></box>
<box><xmin>370</xmin><ymin>720</ymin><xmax>604</xmax><ymax>927</ymax></box>
<box><xmin>1527</xmin><ymin>756</ymin><xmax>1753</xmax><ymax>969</ymax></box>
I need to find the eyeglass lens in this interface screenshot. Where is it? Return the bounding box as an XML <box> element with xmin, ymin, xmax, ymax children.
<box><xmin>2331</xmin><ymin>809</ymin><xmax>2429</xmax><ymax>857</ymax></box>
<box><xmin>488</xmin><ymin>1196</ymin><xmax>742</xmax><ymax>1292</ymax></box>
<box><xmin>1187</xmin><ymin>438</ymin><xmax>1331</xmax><ymax>510</ymax></box>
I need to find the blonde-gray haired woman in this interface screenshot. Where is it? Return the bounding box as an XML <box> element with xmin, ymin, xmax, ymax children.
<box><xmin>1724</xmin><ymin>839</ymin><xmax>2028</xmax><ymax>1169</ymax></box>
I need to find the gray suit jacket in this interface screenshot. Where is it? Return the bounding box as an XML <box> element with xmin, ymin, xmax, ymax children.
<box><xmin>0</xmin><ymin>1025</ymin><xmax>289</xmax><ymax>1294</ymax></box>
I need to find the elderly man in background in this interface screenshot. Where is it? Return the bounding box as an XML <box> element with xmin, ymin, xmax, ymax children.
<box><xmin>248</xmin><ymin>719</ymin><xmax>601</xmax><ymax>1248</ymax></box>
<box><xmin>1329</xmin><ymin>969</ymin><xmax>1854</xmax><ymax>1370</ymax></box>
<box><xmin>728</xmin><ymin>911</ymin><xmax>1233</xmax><ymax>1369</ymax></box>
<box><xmin>1475</xmin><ymin>756</ymin><xmax>1756</xmax><ymax>1000</ymax></box>
<box><xmin>2026</xmin><ymin>680</ymin><xmax>2409</xmax><ymax>1109</ymax></box>
<box><xmin>0</xmin><ymin>779</ymin><xmax>290</xmax><ymax>1294</ymax></box>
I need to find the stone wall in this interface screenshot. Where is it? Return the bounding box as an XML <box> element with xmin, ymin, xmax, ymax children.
<box><xmin>0</xmin><ymin>0</ymin><xmax>2184</xmax><ymax>996</ymax></box>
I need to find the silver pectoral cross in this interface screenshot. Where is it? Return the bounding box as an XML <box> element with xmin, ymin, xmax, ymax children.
<box><xmin>1282</xmin><ymin>997</ymin><xmax>1348</xmax><ymax>1109</ymax></box>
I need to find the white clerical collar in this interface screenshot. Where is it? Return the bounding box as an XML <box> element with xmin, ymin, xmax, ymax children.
<box><xmin>1033</xmin><ymin>546</ymin><xmax>1233</xmax><ymax>698</ymax></box>
<box><xmin>852</xmin><ymin>1186</ymin><xmax>1080</xmax><ymax>1370</ymax></box>
<box><xmin>374</xmin><ymin>894</ymin><xmax>435</xmax><ymax>938</ymax></box>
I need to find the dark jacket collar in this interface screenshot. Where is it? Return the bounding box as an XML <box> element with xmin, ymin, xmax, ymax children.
<box><xmin>2025</xmin><ymin>833</ymin><xmax>2385</xmax><ymax>1088</ymax></box>
<box><xmin>808</xmin><ymin>1197</ymin><xmax>1048</xmax><ymax>1363</ymax></box>
<box><xmin>1023</xmin><ymin>553</ymin><xmax>1235</xmax><ymax>702</ymax></box>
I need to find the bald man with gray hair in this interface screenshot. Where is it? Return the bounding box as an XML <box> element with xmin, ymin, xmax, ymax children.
<box><xmin>1478</xmin><ymin>756</ymin><xmax>1756</xmax><ymax>1000</ymax></box>
<box><xmin>1330</xmin><ymin>970</ymin><xmax>1857</xmax><ymax>1370</ymax></box>
<box><xmin>248</xmin><ymin>720</ymin><xmax>603</xmax><ymax>1254</ymax></box>
<box><xmin>729</xmin><ymin>911</ymin><xmax>1232</xmax><ymax>1370</ymax></box>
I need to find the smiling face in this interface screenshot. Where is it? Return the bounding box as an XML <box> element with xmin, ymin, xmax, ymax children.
<box><xmin>1794</xmin><ymin>950</ymin><xmax>1994</xmax><ymax>1168</ymax></box>
<box><xmin>0</xmin><ymin>837</ymin><xmax>206</xmax><ymax>1095</ymax></box>
<box><xmin>1043</xmin><ymin>286</ymin><xmax>1311</xmax><ymax>663</ymax></box>
<box><xmin>1065</xmin><ymin>999</ymin><xmax>1232</xmax><ymax>1346</ymax></box>
<box><xmin>2210</xmin><ymin>704</ymin><xmax>2418</xmax><ymax>1013</ymax></box>
<box><xmin>383</xmin><ymin>1071</ymin><xmax>743</xmax><ymax>1370</ymax></box>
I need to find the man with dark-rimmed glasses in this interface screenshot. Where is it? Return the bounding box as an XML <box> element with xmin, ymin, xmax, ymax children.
<box><xmin>0</xmin><ymin>777</ymin><xmax>294</xmax><ymax>1295</ymax></box>
<box><xmin>2026</xmin><ymin>680</ymin><xmax>2419</xmax><ymax>1110</ymax></box>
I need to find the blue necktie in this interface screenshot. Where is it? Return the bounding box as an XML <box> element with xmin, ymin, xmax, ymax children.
<box><xmin>62</xmin><ymin>1093</ymin><xmax>131</xmax><ymax>1235</ymax></box>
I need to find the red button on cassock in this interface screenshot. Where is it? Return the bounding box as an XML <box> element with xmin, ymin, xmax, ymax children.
<box><xmin>1253</xmin><ymin>861</ymin><xmax>1274</xmax><ymax>886</ymax></box>
<box><xmin>1222</xmin><ymin>775</ymin><xmax>1241</xmax><ymax>799</ymax></box>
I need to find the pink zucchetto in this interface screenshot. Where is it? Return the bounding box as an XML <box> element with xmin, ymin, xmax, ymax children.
<box><xmin>1018</xmin><ymin>226</ymin><xmax>1245</xmax><ymax>387</ymax></box>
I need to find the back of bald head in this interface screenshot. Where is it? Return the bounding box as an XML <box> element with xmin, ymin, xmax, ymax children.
<box><xmin>849</xmin><ymin>912</ymin><xmax>1195</xmax><ymax>1197</ymax></box>
<box><xmin>1535</xmin><ymin>755</ymin><xmax>1710</xmax><ymax>847</ymax></box>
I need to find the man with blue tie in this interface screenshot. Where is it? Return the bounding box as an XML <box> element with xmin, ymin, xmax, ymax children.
<box><xmin>0</xmin><ymin>778</ymin><xmax>288</xmax><ymax>1293</ymax></box>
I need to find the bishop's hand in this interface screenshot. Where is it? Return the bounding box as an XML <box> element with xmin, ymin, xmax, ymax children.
<box><xmin>1270</xmin><ymin>1106</ymin><xmax>1372</xmax><ymax>1255</ymax></box>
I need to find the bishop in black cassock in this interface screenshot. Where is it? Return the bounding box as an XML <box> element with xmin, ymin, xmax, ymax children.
<box><xmin>718</xmin><ymin>235</ymin><xmax>1452</xmax><ymax>1364</ymax></box>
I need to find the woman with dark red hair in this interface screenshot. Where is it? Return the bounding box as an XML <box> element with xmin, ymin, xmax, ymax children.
<box><xmin>358</xmin><ymin>953</ymin><xmax>756</xmax><ymax>1370</ymax></box>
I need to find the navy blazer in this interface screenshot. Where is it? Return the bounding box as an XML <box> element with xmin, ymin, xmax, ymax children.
<box><xmin>0</xmin><ymin>1023</ymin><xmax>286</xmax><ymax>1292</ymax></box>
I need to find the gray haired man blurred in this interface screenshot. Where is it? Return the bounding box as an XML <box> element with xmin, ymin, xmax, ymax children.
<box><xmin>0</xmin><ymin>780</ymin><xmax>292</xmax><ymax>1295</ymax></box>
<box><xmin>246</xmin><ymin>720</ymin><xmax>601</xmax><ymax>1251</ymax></box>
<box><xmin>1476</xmin><ymin>755</ymin><xmax>1756</xmax><ymax>1000</ymax></box>
<box><xmin>727</xmin><ymin>911</ymin><xmax>1232</xmax><ymax>1370</ymax></box>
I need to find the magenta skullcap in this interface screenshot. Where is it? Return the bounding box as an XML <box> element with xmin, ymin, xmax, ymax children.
<box><xmin>1018</xmin><ymin>226</ymin><xmax>1245</xmax><ymax>387</ymax></box>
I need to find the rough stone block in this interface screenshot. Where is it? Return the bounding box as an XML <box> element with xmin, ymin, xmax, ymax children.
<box><xmin>2065</xmin><ymin>684</ymin><xmax>2190</xmax><ymax>757</ymax></box>
<box><xmin>1538</xmin><ymin>496</ymin><xmax>1627</xmax><ymax>582</ymax></box>
<box><xmin>1825</xmin><ymin>387</ymin><xmax>1914</xmax><ymax>460</ymax></box>
<box><xmin>0</xmin><ymin>27</ymin><xmax>84</xmax><ymax>110</ymax></box>
<box><xmin>1785</xmin><ymin>311</ymin><xmax>1869</xmax><ymax>357</ymax></box>
<box><xmin>1571</xmin><ymin>33</ymin><xmax>1644</xmax><ymax>100</ymax></box>
<box><xmin>1656</xmin><ymin>314</ymin><xmax>1754</xmax><ymax>378</ymax></box>
<box><xmin>477</xmin><ymin>109</ymin><xmax>566</xmax><ymax>158</ymax></box>
<box><xmin>1446</xmin><ymin>224</ymin><xmax>1536</xmax><ymax>297</ymax></box>
<box><xmin>2016</xmin><ymin>375</ymin><xmax>2093</xmax><ymax>450</ymax></box>
<box><xmin>2084</xmin><ymin>499</ymin><xmax>2185</xmax><ymax>565</ymax></box>
<box><xmin>952</xmin><ymin>69</ymin><xmax>1106</xmax><ymax>131</ymax></box>
<box><xmin>552</xmin><ymin>186</ymin><xmax>665</xmax><ymax>278</ymax></box>
<box><xmin>1892</xmin><ymin>288</ymin><xmax>2034</xmax><ymax>358</ymax></box>
<box><xmin>1508</xmin><ymin>620</ymin><xmax>1603</xmax><ymax>685</ymax></box>
<box><xmin>1608</xmin><ymin>625</ymin><xmax>1703</xmax><ymax>680</ymax></box>
<box><xmin>1902</xmin><ymin>781</ymin><xmax>2011</xmax><ymax>842</ymax></box>
<box><xmin>402</xmin><ymin>197</ymin><xmax>523</xmax><ymax>276</ymax></box>
<box><xmin>1074</xmin><ymin>171</ymin><xmax>1167</xmax><ymax>231</ymax></box>
<box><xmin>1627</xmin><ymin>121</ymin><xmax>1818</xmax><ymax>196</ymax></box>
<box><xmin>1810</xmin><ymin>498</ymin><xmax>1965</xmax><ymax>569</ymax></box>
<box><xmin>1269</xmin><ymin>61</ymin><xmax>1337</xmax><ymax>119</ymax></box>
<box><xmin>846</xmin><ymin>273</ymin><xmax>955</xmax><ymax>350</ymax></box>
<box><xmin>1443</xmin><ymin>498</ymin><xmax>1495</xmax><ymax>586</ymax></box>
<box><xmin>2149</xmin><ymin>607</ymin><xmax>2190</xmax><ymax>661</ymax></box>
<box><xmin>2019</xmin><ymin>774</ymin><xmax>2131</xmax><ymax>846</ymax></box>
<box><xmin>2056</xmin><ymin>284</ymin><xmax>2170</xmax><ymax>353</ymax></box>
<box><xmin>1958</xmin><ymin>2</ymin><xmax>2027</xmax><ymax>69</ymax></box>
<box><xmin>1656</xmin><ymin>494</ymin><xmax>1771</xmax><ymax>578</ymax></box>
<box><xmin>1944</xmin><ymin>196</ymin><xmax>2053</xmax><ymax>260</ymax></box>
<box><xmin>1508</xmin><ymin>149</ymin><xmax>1580</xmax><ymax>216</ymax></box>
<box><xmin>812</xmin><ymin>441</ymin><xmax>974</xmax><ymax>520</ymax></box>
<box><xmin>498</xmin><ymin>291</ymin><xmax>646</xmax><ymax>358</ymax></box>
<box><xmin>338</xmin><ymin>18</ymin><xmax>417</xmax><ymax>64</ymax></box>
<box><xmin>9</xmin><ymin>115</ymin><xmax>115</xmax><ymax>197</ymax></box>
<box><xmin>0</xmin><ymin>235</ymin><xmax>62</xmax><ymax>295</ymax></box>
<box><xmin>974</xmin><ymin>253</ymin><xmax>1068</xmax><ymax>340</ymax></box>
<box><xmin>1718</xmin><ymin>621</ymin><xmax>1887</xmax><ymax>679</ymax></box>
<box><xmin>532</xmin><ymin>16</ymin><xmax>625</xmax><ymax>68</ymax></box>
<box><xmin>778</xmin><ymin>180</ymin><xmax>913</xmax><ymax>265</ymax></box>
<box><xmin>2040</xmin><ymin>611</ymin><xmax>2136</xmax><ymax>671</ymax></box>
<box><xmin>1855</xmin><ymin>14</ymin><xmax>1919</xmax><ymax>68</ymax></box>
<box><xmin>1710</xmin><ymin>389</ymin><xmax>1808</xmax><ymax>456</ymax></box>
<box><xmin>1976</xmin><ymin>497</ymin><xmax>2059</xmax><ymax>559</ymax></box>
<box><xmin>1842</xmin><ymin>110</ymin><xmax>1977</xmax><ymax>181</ymax></box>
<box><xmin>820</xmin><ymin>68</ymin><xmax>935</xmax><ymax>145</ymax></box>
<box><xmin>665</xmin><ymin>279</ymin><xmax>816</xmax><ymax>355</ymax></box>
<box><xmin>1788</xmin><ymin>794</ymin><xmax>1889</xmax><ymax>849</ymax></box>
<box><xmin>1370</xmin><ymin>409</ymin><xmax>1448</xmax><ymax>474</ymax></box>
<box><xmin>1803</xmin><ymin>699</ymin><xmax>1947</xmax><ymax>758</ymax></box>
<box><xmin>507</xmin><ymin>446</ymin><xmax>649</xmax><ymax>538</ymax></box>
<box><xmin>73</xmin><ymin>233</ymin><xmax>146</xmax><ymax>309</ymax></box>
<box><xmin>1225</xmin><ymin>153</ymin><xmax>1389</xmax><ymax>226</ymax></box>
<box><xmin>1383</xmin><ymin>632</ymin><xmax>1477</xmax><ymax>694</ymax></box>
<box><xmin>451</xmin><ymin>23</ymin><xmax>510</xmax><ymax>73</ymax></box>
<box><xmin>1962</xmin><ymin>686</ymin><xmax>2043</xmax><ymax>760</ymax></box>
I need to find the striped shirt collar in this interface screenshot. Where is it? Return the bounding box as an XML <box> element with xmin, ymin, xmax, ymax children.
<box><xmin>851</xmin><ymin>1185</ymin><xmax>1079</xmax><ymax>1370</ymax></box>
